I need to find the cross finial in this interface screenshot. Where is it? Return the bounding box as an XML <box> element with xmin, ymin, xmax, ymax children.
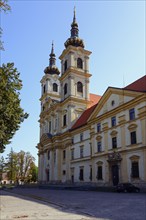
<box><xmin>73</xmin><ymin>6</ymin><xmax>76</xmax><ymax>23</ymax></box>
<box><xmin>51</xmin><ymin>40</ymin><xmax>54</xmax><ymax>54</ymax></box>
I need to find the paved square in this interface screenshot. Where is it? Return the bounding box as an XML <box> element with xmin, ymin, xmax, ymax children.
<box><xmin>0</xmin><ymin>188</ymin><xmax>146</xmax><ymax>220</ymax></box>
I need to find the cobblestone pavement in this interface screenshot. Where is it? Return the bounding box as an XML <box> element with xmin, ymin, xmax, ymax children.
<box><xmin>0</xmin><ymin>188</ymin><xmax>146</xmax><ymax>220</ymax></box>
<box><xmin>0</xmin><ymin>190</ymin><xmax>95</xmax><ymax>220</ymax></box>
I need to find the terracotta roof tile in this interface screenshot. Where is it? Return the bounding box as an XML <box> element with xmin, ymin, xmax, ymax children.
<box><xmin>89</xmin><ymin>93</ymin><xmax>101</xmax><ymax>107</ymax></box>
<box><xmin>124</xmin><ymin>75</ymin><xmax>146</xmax><ymax>92</ymax></box>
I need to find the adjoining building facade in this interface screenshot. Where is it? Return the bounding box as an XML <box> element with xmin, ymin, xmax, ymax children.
<box><xmin>37</xmin><ymin>10</ymin><xmax>146</xmax><ymax>188</ymax></box>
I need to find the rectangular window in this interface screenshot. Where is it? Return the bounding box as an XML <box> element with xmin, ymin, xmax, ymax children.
<box><xmin>97</xmin><ymin>141</ymin><xmax>102</xmax><ymax>152</ymax></box>
<box><xmin>49</xmin><ymin>121</ymin><xmax>51</xmax><ymax>133</ymax></box>
<box><xmin>80</xmin><ymin>133</ymin><xmax>83</xmax><ymax>141</ymax></box>
<box><xmin>132</xmin><ymin>162</ymin><xmax>139</xmax><ymax>178</ymax></box>
<box><xmin>43</xmin><ymin>84</ymin><xmax>46</xmax><ymax>94</ymax></box>
<box><xmin>63</xmin><ymin>114</ymin><xmax>67</xmax><ymax>126</ymax></box>
<box><xmin>79</xmin><ymin>168</ymin><xmax>84</xmax><ymax>181</ymax></box>
<box><xmin>129</xmin><ymin>108</ymin><xmax>135</xmax><ymax>120</ymax></box>
<box><xmin>71</xmin><ymin>149</ymin><xmax>74</xmax><ymax>160</ymax></box>
<box><xmin>112</xmin><ymin>137</ymin><xmax>117</xmax><ymax>149</ymax></box>
<box><xmin>89</xmin><ymin>166</ymin><xmax>92</xmax><ymax>181</ymax></box>
<box><xmin>63</xmin><ymin>150</ymin><xmax>66</xmax><ymax>160</ymax></box>
<box><xmin>130</xmin><ymin>131</ymin><xmax>137</xmax><ymax>145</ymax></box>
<box><xmin>97</xmin><ymin>123</ymin><xmax>101</xmax><ymax>133</ymax></box>
<box><xmin>97</xmin><ymin>166</ymin><xmax>103</xmax><ymax>180</ymax></box>
<box><xmin>72</xmin><ymin>137</ymin><xmax>74</xmax><ymax>144</ymax></box>
<box><xmin>62</xmin><ymin>170</ymin><xmax>66</xmax><ymax>175</ymax></box>
<box><xmin>111</xmin><ymin>116</ymin><xmax>116</xmax><ymax>127</ymax></box>
<box><xmin>80</xmin><ymin>146</ymin><xmax>84</xmax><ymax>158</ymax></box>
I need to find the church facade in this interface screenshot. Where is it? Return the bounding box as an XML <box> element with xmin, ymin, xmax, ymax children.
<box><xmin>37</xmin><ymin>10</ymin><xmax>146</xmax><ymax>188</ymax></box>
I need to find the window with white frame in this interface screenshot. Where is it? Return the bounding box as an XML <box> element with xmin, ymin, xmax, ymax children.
<box><xmin>97</xmin><ymin>123</ymin><xmax>101</xmax><ymax>133</ymax></box>
<box><xmin>129</xmin><ymin>108</ymin><xmax>135</xmax><ymax>121</ymax></box>
<box><xmin>80</xmin><ymin>133</ymin><xmax>83</xmax><ymax>141</ymax></box>
<box><xmin>131</xmin><ymin>161</ymin><xmax>139</xmax><ymax>178</ymax></box>
<box><xmin>79</xmin><ymin>167</ymin><xmax>84</xmax><ymax>181</ymax></box>
<box><xmin>80</xmin><ymin>146</ymin><xmax>84</xmax><ymax>158</ymax></box>
<box><xmin>71</xmin><ymin>149</ymin><xmax>74</xmax><ymax>160</ymax></box>
<box><xmin>111</xmin><ymin>116</ymin><xmax>116</xmax><ymax>127</ymax></box>
<box><xmin>97</xmin><ymin>166</ymin><xmax>103</xmax><ymax>180</ymax></box>
<box><xmin>130</xmin><ymin>131</ymin><xmax>137</xmax><ymax>145</ymax></box>
<box><xmin>97</xmin><ymin>141</ymin><xmax>102</xmax><ymax>152</ymax></box>
<box><xmin>112</xmin><ymin>137</ymin><xmax>117</xmax><ymax>149</ymax></box>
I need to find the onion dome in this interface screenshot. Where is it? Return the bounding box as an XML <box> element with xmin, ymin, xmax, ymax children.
<box><xmin>64</xmin><ymin>7</ymin><xmax>84</xmax><ymax>49</ymax></box>
<box><xmin>44</xmin><ymin>42</ymin><xmax>60</xmax><ymax>75</ymax></box>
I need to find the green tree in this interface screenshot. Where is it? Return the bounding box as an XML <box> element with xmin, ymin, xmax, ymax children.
<box><xmin>5</xmin><ymin>149</ymin><xmax>36</xmax><ymax>184</ymax></box>
<box><xmin>17</xmin><ymin>151</ymin><xmax>35</xmax><ymax>183</ymax></box>
<box><xmin>0</xmin><ymin>63</ymin><xmax>29</xmax><ymax>153</ymax></box>
<box><xmin>0</xmin><ymin>0</ymin><xmax>11</xmax><ymax>50</ymax></box>
<box><xmin>28</xmin><ymin>161</ymin><xmax>38</xmax><ymax>183</ymax></box>
<box><xmin>5</xmin><ymin>148</ymin><xmax>18</xmax><ymax>182</ymax></box>
<box><xmin>0</xmin><ymin>156</ymin><xmax>5</xmax><ymax>181</ymax></box>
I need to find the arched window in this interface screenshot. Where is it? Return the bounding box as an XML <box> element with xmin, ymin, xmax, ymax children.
<box><xmin>64</xmin><ymin>60</ymin><xmax>67</xmax><ymax>72</ymax></box>
<box><xmin>77</xmin><ymin>58</ymin><xmax>83</xmax><ymax>69</ymax></box>
<box><xmin>43</xmin><ymin>84</ymin><xmax>46</xmax><ymax>94</ymax></box>
<box><xmin>53</xmin><ymin>83</ymin><xmax>58</xmax><ymax>92</ymax></box>
<box><xmin>64</xmin><ymin>83</ymin><xmax>67</xmax><ymax>95</ymax></box>
<box><xmin>77</xmin><ymin>81</ymin><xmax>83</xmax><ymax>93</ymax></box>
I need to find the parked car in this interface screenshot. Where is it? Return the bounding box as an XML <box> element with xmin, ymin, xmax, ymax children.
<box><xmin>116</xmin><ymin>183</ymin><xmax>140</xmax><ymax>193</ymax></box>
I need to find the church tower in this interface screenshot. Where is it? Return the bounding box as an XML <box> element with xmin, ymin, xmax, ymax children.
<box><xmin>40</xmin><ymin>42</ymin><xmax>60</xmax><ymax>113</ymax></box>
<box><xmin>59</xmin><ymin>8</ymin><xmax>92</xmax><ymax>130</ymax></box>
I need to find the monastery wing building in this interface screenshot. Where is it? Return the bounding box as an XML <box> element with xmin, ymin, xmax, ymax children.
<box><xmin>37</xmin><ymin>10</ymin><xmax>146</xmax><ymax>188</ymax></box>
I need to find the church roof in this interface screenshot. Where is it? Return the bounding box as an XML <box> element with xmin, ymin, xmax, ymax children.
<box><xmin>124</xmin><ymin>75</ymin><xmax>146</xmax><ymax>92</ymax></box>
<box><xmin>89</xmin><ymin>93</ymin><xmax>101</xmax><ymax>107</ymax></box>
<box><xmin>71</xmin><ymin>75</ymin><xmax>145</xmax><ymax>131</ymax></box>
<box><xmin>71</xmin><ymin>103</ymin><xmax>98</xmax><ymax>130</ymax></box>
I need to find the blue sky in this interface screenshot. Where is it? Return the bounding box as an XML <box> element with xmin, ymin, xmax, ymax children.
<box><xmin>1</xmin><ymin>0</ymin><xmax>145</xmax><ymax>165</ymax></box>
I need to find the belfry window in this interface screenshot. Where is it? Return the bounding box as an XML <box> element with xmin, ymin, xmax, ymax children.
<box><xmin>77</xmin><ymin>58</ymin><xmax>83</xmax><ymax>69</ymax></box>
<box><xmin>77</xmin><ymin>81</ymin><xmax>83</xmax><ymax>93</ymax></box>
<box><xmin>64</xmin><ymin>83</ymin><xmax>67</xmax><ymax>95</ymax></box>
<box><xmin>63</xmin><ymin>114</ymin><xmax>67</xmax><ymax>127</ymax></box>
<box><xmin>64</xmin><ymin>60</ymin><xmax>67</xmax><ymax>72</ymax></box>
<box><xmin>43</xmin><ymin>84</ymin><xmax>46</xmax><ymax>94</ymax></box>
<box><xmin>53</xmin><ymin>83</ymin><xmax>58</xmax><ymax>92</ymax></box>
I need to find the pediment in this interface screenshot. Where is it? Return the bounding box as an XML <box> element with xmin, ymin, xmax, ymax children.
<box><xmin>88</xmin><ymin>87</ymin><xmax>141</xmax><ymax>121</ymax></box>
<box><xmin>128</xmin><ymin>123</ymin><xmax>137</xmax><ymax>130</ymax></box>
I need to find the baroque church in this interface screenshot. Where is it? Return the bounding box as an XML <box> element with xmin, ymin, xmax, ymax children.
<box><xmin>37</xmin><ymin>10</ymin><xmax>146</xmax><ymax>188</ymax></box>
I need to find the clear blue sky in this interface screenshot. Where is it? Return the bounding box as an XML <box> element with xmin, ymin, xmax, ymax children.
<box><xmin>1</xmin><ymin>0</ymin><xmax>145</xmax><ymax>165</ymax></box>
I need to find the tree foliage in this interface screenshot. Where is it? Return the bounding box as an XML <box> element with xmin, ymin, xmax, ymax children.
<box><xmin>0</xmin><ymin>156</ymin><xmax>5</xmax><ymax>181</ymax></box>
<box><xmin>0</xmin><ymin>0</ymin><xmax>11</xmax><ymax>50</ymax></box>
<box><xmin>0</xmin><ymin>63</ymin><xmax>29</xmax><ymax>153</ymax></box>
<box><xmin>4</xmin><ymin>149</ymin><xmax>37</xmax><ymax>183</ymax></box>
